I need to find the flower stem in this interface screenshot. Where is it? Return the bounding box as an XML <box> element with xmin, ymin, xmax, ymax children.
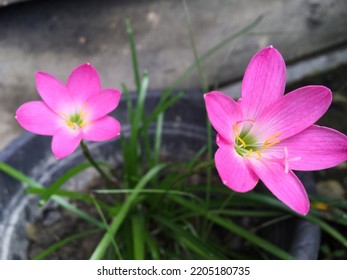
<box><xmin>79</xmin><ymin>141</ymin><xmax>113</xmax><ymax>185</ymax></box>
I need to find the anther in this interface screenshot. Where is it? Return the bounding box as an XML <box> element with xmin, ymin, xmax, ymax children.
<box><xmin>245</xmin><ymin>149</ymin><xmax>253</xmax><ymax>157</ymax></box>
<box><xmin>261</xmin><ymin>132</ymin><xmax>282</xmax><ymax>151</ymax></box>
<box><xmin>236</xmin><ymin>134</ymin><xmax>247</xmax><ymax>148</ymax></box>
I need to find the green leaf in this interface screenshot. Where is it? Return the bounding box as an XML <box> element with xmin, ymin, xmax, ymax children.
<box><xmin>131</xmin><ymin>213</ymin><xmax>146</xmax><ymax>260</ymax></box>
<box><xmin>305</xmin><ymin>213</ymin><xmax>347</xmax><ymax>248</ymax></box>
<box><xmin>26</xmin><ymin>187</ymin><xmax>114</xmax><ymax>215</ymax></box>
<box><xmin>171</xmin><ymin>195</ymin><xmax>295</xmax><ymax>259</ymax></box>
<box><xmin>127</xmin><ymin>73</ymin><xmax>149</xmax><ymax>183</ymax></box>
<box><xmin>39</xmin><ymin>161</ymin><xmax>95</xmax><ymax>206</ymax></box>
<box><xmin>90</xmin><ymin>163</ymin><xmax>167</xmax><ymax>260</ymax></box>
<box><xmin>0</xmin><ymin>161</ymin><xmax>42</xmax><ymax>189</ymax></box>
<box><xmin>53</xmin><ymin>196</ymin><xmax>104</xmax><ymax>229</ymax></box>
<box><xmin>93</xmin><ymin>198</ymin><xmax>123</xmax><ymax>259</ymax></box>
<box><xmin>122</xmin><ymin>82</ymin><xmax>133</xmax><ymax>124</ymax></box>
<box><xmin>155</xmin><ymin>216</ymin><xmax>227</xmax><ymax>259</ymax></box>
<box><xmin>0</xmin><ymin>162</ymin><xmax>104</xmax><ymax>229</ymax></box>
<box><xmin>125</xmin><ymin>18</ymin><xmax>141</xmax><ymax>93</ymax></box>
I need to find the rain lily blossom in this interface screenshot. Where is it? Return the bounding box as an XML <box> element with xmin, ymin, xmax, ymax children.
<box><xmin>16</xmin><ymin>63</ymin><xmax>121</xmax><ymax>159</ymax></box>
<box><xmin>204</xmin><ymin>46</ymin><xmax>347</xmax><ymax>215</ymax></box>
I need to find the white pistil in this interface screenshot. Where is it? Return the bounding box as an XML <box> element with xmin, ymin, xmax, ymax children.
<box><xmin>283</xmin><ymin>146</ymin><xmax>301</xmax><ymax>173</ymax></box>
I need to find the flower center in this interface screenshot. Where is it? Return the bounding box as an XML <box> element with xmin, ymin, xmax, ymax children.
<box><xmin>233</xmin><ymin>120</ymin><xmax>281</xmax><ymax>160</ymax></box>
<box><xmin>66</xmin><ymin>113</ymin><xmax>85</xmax><ymax>128</ymax></box>
<box><xmin>60</xmin><ymin>103</ymin><xmax>90</xmax><ymax>130</ymax></box>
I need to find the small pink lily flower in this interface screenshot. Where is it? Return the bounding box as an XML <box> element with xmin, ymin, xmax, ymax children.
<box><xmin>16</xmin><ymin>63</ymin><xmax>121</xmax><ymax>159</ymax></box>
<box><xmin>204</xmin><ymin>46</ymin><xmax>347</xmax><ymax>215</ymax></box>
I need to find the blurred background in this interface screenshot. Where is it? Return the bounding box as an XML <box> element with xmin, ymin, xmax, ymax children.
<box><xmin>0</xmin><ymin>0</ymin><xmax>346</xmax><ymax>149</ymax></box>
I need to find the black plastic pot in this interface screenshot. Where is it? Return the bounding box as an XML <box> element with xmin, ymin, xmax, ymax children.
<box><xmin>0</xmin><ymin>92</ymin><xmax>320</xmax><ymax>259</ymax></box>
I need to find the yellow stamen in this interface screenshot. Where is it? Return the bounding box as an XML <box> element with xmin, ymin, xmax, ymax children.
<box><xmin>261</xmin><ymin>132</ymin><xmax>282</xmax><ymax>151</ymax></box>
<box><xmin>262</xmin><ymin>140</ymin><xmax>281</xmax><ymax>151</ymax></box>
<box><xmin>236</xmin><ymin>134</ymin><xmax>247</xmax><ymax>148</ymax></box>
<box><xmin>66</xmin><ymin>121</ymin><xmax>76</xmax><ymax>130</ymax></box>
<box><xmin>255</xmin><ymin>150</ymin><xmax>261</xmax><ymax>160</ymax></box>
<box><xmin>79</xmin><ymin>103</ymin><xmax>90</xmax><ymax>119</ymax></box>
<box><xmin>245</xmin><ymin>149</ymin><xmax>253</xmax><ymax>157</ymax></box>
<box><xmin>263</xmin><ymin>132</ymin><xmax>282</xmax><ymax>145</ymax></box>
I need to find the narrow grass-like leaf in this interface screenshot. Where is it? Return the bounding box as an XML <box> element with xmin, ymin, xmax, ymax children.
<box><xmin>0</xmin><ymin>161</ymin><xmax>42</xmax><ymax>189</ymax></box>
<box><xmin>145</xmin><ymin>232</ymin><xmax>160</xmax><ymax>260</ymax></box>
<box><xmin>120</xmin><ymin>135</ymin><xmax>131</xmax><ymax>188</ymax></box>
<box><xmin>0</xmin><ymin>162</ymin><xmax>103</xmax><ymax>228</ymax></box>
<box><xmin>93</xmin><ymin>198</ymin><xmax>123</xmax><ymax>259</ymax></box>
<box><xmin>39</xmin><ymin>161</ymin><xmax>94</xmax><ymax>205</ymax></box>
<box><xmin>153</xmin><ymin>113</ymin><xmax>163</xmax><ymax>167</ymax></box>
<box><xmin>125</xmin><ymin>18</ymin><xmax>141</xmax><ymax>93</ymax></box>
<box><xmin>95</xmin><ymin>188</ymin><xmax>201</xmax><ymax>202</ymax></box>
<box><xmin>237</xmin><ymin>192</ymin><xmax>347</xmax><ymax>247</ymax></box>
<box><xmin>155</xmin><ymin>216</ymin><xmax>227</xmax><ymax>259</ymax></box>
<box><xmin>170</xmin><ymin>195</ymin><xmax>295</xmax><ymax>259</ymax></box>
<box><xmin>140</xmin><ymin>92</ymin><xmax>184</xmax><ymax>132</ymax></box>
<box><xmin>305</xmin><ymin>213</ymin><xmax>347</xmax><ymax>247</ymax></box>
<box><xmin>90</xmin><ymin>164</ymin><xmax>167</xmax><ymax>260</ymax></box>
<box><xmin>54</xmin><ymin>196</ymin><xmax>104</xmax><ymax>229</ymax></box>
<box><xmin>122</xmin><ymin>82</ymin><xmax>133</xmax><ymax>123</ymax></box>
<box><xmin>26</xmin><ymin>187</ymin><xmax>114</xmax><ymax>214</ymax></box>
<box><xmin>128</xmin><ymin>73</ymin><xmax>149</xmax><ymax>183</ymax></box>
<box><xmin>183</xmin><ymin>0</ymin><xmax>208</xmax><ymax>91</ymax></box>
<box><xmin>209</xmin><ymin>209</ymin><xmax>282</xmax><ymax>217</ymax></box>
<box><xmin>131</xmin><ymin>213</ymin><xmax>145</xmax><ymax>260</ymax></box>
<box><xmin>171</xmin><ymin>14</ymin><xmax>263</xmax><ymax>90</ymax></box>
<box><xmin>187</xmin><ymin>146</ymin><xmax>207</xmax><ymax>171</ymax></box>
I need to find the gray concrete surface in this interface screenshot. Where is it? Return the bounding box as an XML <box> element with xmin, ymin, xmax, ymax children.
<box><xmin>1</xmin><ymin>0</ymin><xmax>347</xmax><ymax>150</ymax></box>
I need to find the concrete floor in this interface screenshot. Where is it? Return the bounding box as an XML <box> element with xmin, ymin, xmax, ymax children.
<box><xmin>0</xmin><ymin>0</ymin><xmax>347</xmax><ymax>150</ymax></box>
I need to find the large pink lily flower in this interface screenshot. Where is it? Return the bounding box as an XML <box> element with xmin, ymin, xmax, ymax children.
<box><xmin>204</xmin><ymin>46</ymin><xmax>347</xmax><ymax>215</ymax></box>
<box><xmin>16</xmin><ymin>63</ymin><xmax>121</xmax><ymax>159</ymax></box>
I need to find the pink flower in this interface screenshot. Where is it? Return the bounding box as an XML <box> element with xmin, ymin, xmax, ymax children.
<box><xmin>204</xmin><ymin>46</ymin><xmax>347</xmax><ymax>215</ymax></box>
<box><xmin>16</xmin><ymin>63</ymin><xmax>121</xmax><ymax>159</ymax></box>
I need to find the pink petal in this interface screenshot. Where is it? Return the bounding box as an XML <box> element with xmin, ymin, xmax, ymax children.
<box><xmin>82</xmin><ymin>116</ymin><xmax>120</xmax><ymax>141</ymax></box>
<box><xmin>272</xmin><ymin>125</ymin><xmax>347</xmax><ymax>171</ymax></box>
<box><xmin>66</xmin><ymin>63</ymin><xmax>101</xmax><ymax>103</ymax></box>
<box><xmin>253</xmin><ymin>86</ymin><xmax>332</xmax><ymax>142</ymax></box>
<box><xmin>215</xmin><ymin>137</ymin><xmax>259</xmax><ymax>192</ymax></box>
<box><xmin>250</xmin><ymin>159</ymin><xmax>310</xmax><ymax>215</ymax></box>
<box><xmin>15</xmin><ymin>101</ymin><xmax>62</xmax><ymax>136</ymax></box>
<box><xmin>204</xmin><ymin>91</ymin><xmax>243</xmax><ymax>143</ymax></box>
<box><xmin>36</xmin><ymin>72</ymin><xmax>74</xmax><ymax>113</ymax></box>
<box><xmin>85</xmin><ymin>89</ymin><xmax>121</xmax><ymax>121</ymax></box>
<box><xmin>52</xmin><ymin>126</ymin><xmax>83</xmax><ymax>159</ymax></box>
<box><xmin>241</xmin><ymin>46</ymin><xmax>286</xmax><ymax>119</ymax></box>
